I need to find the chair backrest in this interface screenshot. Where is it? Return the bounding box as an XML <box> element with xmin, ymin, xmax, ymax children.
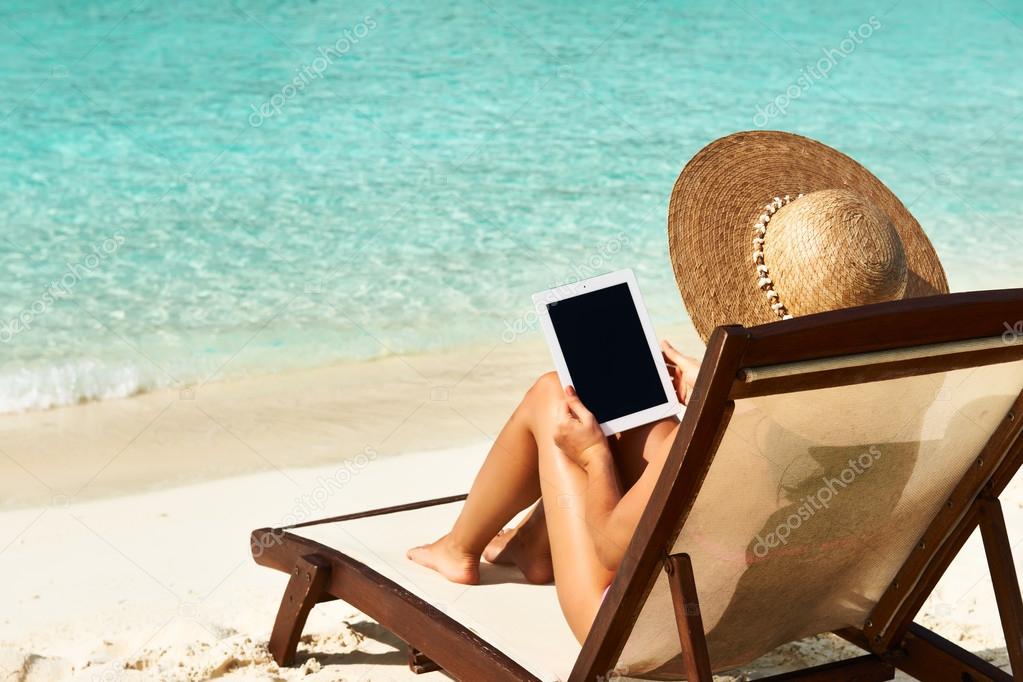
<box><xmin>625</xmin><ymin>346</ymin><xmax>1023</xmax><ymax>673</ymax></box>
<box><xmin>571</xmin><ymin>290</ymin><xmax>1023</xmax><ymax>680</ymax></box>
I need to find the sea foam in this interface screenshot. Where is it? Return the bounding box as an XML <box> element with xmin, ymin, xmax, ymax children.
<box><xmin>0</xmin><ymin>360</ymin><xmax>160</xmax><ymax>414</ymax></box>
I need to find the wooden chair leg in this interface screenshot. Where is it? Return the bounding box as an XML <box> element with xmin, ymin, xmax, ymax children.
<box><xmin>978</xmin><ymin>496</ymin><xmax>1023</xmax><ymax>675</ymax></box>
<box><xmin>665</xmin><ymin>553</ymin><xmax>713</xmax><ymax>682</ymax></box>
<box><xmin>268</xmin><ymin>554</ymin><xmax>331</xmax><ymax>666</ymax></box>
<box><xmin>407</xmin><ymin>646</ymin><xmax>441</xmax><ymax>674</ymax></box>
<box><xmin>894</xmin><ymin>622</ymin><xmax>1012</xmax><ymax>682</ymax></box>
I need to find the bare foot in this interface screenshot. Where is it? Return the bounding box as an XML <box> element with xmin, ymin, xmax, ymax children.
<box><xmin>482</xmin><ymin>529</ymin><xmax>517</xmax><ymax>565</ymax></box>
<box><xmin>406</xmin><ymin>534</ymin><xmax>480</xmax><ymax>585</ymax></box>
<box><xmin>483</xmin><ymin>526</ymin><xmax>554</xmax><ymax>584</ymax></box>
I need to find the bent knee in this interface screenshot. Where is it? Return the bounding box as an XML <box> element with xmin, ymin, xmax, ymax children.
<box><xmin>528</xmin><ymin>371</ymin><xmax>562</xmax><ymax>401</ymax></box>
<box><xmin>518</xmin><ymin>372</ymin><xmax>563</xmax><ymax>416</ymax></box>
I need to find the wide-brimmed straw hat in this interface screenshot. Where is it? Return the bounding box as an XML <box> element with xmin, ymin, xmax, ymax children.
<box><xmin>669</xmin><ymin>131</ymin><xmax>948</xmax><ymax>342</ymax></box>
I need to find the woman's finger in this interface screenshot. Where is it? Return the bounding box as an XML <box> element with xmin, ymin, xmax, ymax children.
<box><xmin>662</xmin><ymin>351</ymin><xmax>681</xmax><ymax>377</ymax></box>
<box><xmin>678</xmin><ymin>356</ymin><xmax>701</xmax><ymax>382</ymax></box>
<box><xmin>557</xmin><ymin>397</ymin><xmax>575</xmax><ymax>422</ymax></box>
<box><xmin>660</xmin><ymin>338</ymin><xmax>685</xmax><ymax>366</ymax></box>
<box><xmin>564</xmin><ymin>385</ymin><xmax>593</xmax><ymax>421</ymax></box>
<box><xmin>663</xmin><ymin>341</ymin><xmax>701</xmax><ymax>379</ymax></box>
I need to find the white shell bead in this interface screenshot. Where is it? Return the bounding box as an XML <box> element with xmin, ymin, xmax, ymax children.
<box><xmin>752</xmin><ymin>193</ymin><xmax>797</xmax><ymax>322</ymax></box>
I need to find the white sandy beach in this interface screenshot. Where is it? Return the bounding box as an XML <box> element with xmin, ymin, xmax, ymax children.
<box><xmin>0</xmin><ymin>326</ymin><xmax>1018</xmax><ymax>680</ymax></box>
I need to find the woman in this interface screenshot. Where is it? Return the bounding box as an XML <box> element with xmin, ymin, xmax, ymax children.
<box><xmin>408</xmin><ymin>130</ymin><xmax>949</xmax><ymax>644</ymax></box>
<box><xmin>408</xmin><ymin>339</ymin><xmax>700</xmax><ymax>641</ymax></box>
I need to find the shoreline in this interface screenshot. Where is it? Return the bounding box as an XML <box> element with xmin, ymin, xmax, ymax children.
<box><xmin>0</xmin><ymin>322</ymin><xmax>702</xmax><ymax>510</ymax></box>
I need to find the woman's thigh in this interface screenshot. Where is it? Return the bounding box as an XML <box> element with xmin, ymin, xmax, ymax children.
<box><xmin>536</xmin><ymin>430</ymin><xmax>614</xmax><ymax>641</ymax></box>
<box><xmin>608</xmin><ymin>417</ymin><xmax>680</xmax><ymax>487</ymax></box>
<box><xmin>523</xmin><ymin>375</ymin><xmax>612</xmax><ymax>639</ymax></box>
<box><xmin>537</xmin><ymin>418</ymin><xmax>678</xmax><ymax>641</ymax></box>
<box><xmin>526</xmin><ymin>377</ymin><xmax>679</xmax><ymax>640</ymax></box>
<box><xmin>538</xmin><ymin>430</ymin><xmax>679</xmax><ymax>640</ymax></box>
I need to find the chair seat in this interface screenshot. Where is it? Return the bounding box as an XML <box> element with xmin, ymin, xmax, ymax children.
<box><xmin>293</xmin><ymin>500</ymin><xmax>581</xmax><ymax>682</ymax></box>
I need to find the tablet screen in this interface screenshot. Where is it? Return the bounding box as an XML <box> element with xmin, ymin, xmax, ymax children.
<box><xmin>546</xmin><ymin>282</ymin><xmax>667</xmax><ymax>424</ymax></box>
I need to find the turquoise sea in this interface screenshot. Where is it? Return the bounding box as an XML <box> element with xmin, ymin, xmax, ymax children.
<box><xmin>1</xmin><ymin>1</ymin><xmax>1021</xmax><ymax>413</ymax></box>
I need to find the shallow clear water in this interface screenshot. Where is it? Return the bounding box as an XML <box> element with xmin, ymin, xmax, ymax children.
<box><xmin>1</xmin><ymin>0</ymin><xmax>1021</xmax><ymax>412</ymax></box>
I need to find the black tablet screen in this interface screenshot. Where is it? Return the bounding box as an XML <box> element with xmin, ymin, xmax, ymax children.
<box><xmin>547</xmin><ymin>283</ymin><xmax>667</xmax><ymax>424</ymax></box>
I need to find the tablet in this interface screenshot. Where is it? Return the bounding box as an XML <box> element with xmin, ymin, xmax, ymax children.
<box><xmin>532</xmin><ymin>269</ymin><xmax>680</xmax><ymax>436</ymax></box>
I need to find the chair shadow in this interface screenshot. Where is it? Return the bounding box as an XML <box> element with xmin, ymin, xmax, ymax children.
<box><xmin>293</xmin><ymin>647</ymin><xmax>409</xmax><ymax>668</ymax></box>
<box><xmin>292</xmin><ymin>620</ymin><xmax>409</xmax><ymax>668</ymax></box>
<box><xmin>478</xmin><ymin>561</ymin><xmax>539</xmax><ymax>585</ymax></box>
<box><xmin>288</xmin><ymin>563</ymin><xmax>540</xmax><ymax>670</ymax></box>
<box><xmin>347</xmin><ymin>619</ymin><xmax>405</xmax><ymax>647</ymax></box>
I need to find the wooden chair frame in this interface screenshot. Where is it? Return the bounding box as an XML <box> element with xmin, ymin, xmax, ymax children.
<box><xmin>251</xmin><ymin>289</ymin><xmax>1023</xmax><ymax>681</ymax></box>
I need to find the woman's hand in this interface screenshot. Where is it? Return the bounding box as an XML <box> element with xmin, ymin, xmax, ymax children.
<box><xmin>553</xmin><ymin>386</ymin><xmax>609</xmax><ymax>470</ymax></box>
<box><xmin>661</xmin><ymin>339</ymin><xmax>701</xmax><ymax>406</ymax></box>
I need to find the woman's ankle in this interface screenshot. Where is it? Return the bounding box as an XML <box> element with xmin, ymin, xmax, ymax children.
<box><xmin>441</xmin><ymin>531</ymin><xmax>483</xmax><ymax>559</ymax></box>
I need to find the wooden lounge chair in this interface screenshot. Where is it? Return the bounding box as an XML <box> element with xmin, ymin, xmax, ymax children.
<box><xmin>250</xmin><ymin>289</ymin><xmax>1023</xmax><ymax>681</ymax></box>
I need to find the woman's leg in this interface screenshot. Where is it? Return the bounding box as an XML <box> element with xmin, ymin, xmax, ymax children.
<box><xmin>482</xmin><ymin>500</ymin><xmax>554</xmax><ymax>584</ymax></box>
<box><xmin>407</xmin><ymin>372</ymin><xmax>559</xmax><ymax>584</ymax></box>
<box><xmin>483</xmin><ymin>417</ymin><xmax>678</xmax><ymax>582</ymax></box>
<box><xmin>407</xmin><ymin>367</ymin><xmax>679</xmax><ymax>633</ymax></box>
<box><xmin>422</xmin><ymin>372</ymin><xmax>675</xmax><ymax>639</ymax></box>
<box><xmin>536</xmin><ymin>412</ymin><xmax>681</xmax><ymax>640</ymax></box>
<box><xmin>609</xmin><ymin>417</ymin><xmax>680</xmax><ymax>486</ymax></box>
<box><xmin>533</xmin><ymin>405</ymin><xmax>616</xmax><ymax>640</ymax></box>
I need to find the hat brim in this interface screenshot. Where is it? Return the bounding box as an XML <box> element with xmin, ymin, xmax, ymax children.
<box><xmin>668</xmin><ymin>131</ymin><xmax>948</xmax><ymax>342</ymax></box>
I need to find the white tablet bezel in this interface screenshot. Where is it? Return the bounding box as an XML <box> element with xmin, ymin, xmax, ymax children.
<box><xmin>532</xmin><ymin>268</ymin><xmax>681</xmax><ymax>436</ymax></box>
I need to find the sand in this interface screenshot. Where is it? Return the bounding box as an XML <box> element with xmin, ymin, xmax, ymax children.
<box><xmin>0</xmin><ymin>324</ymin><xmax>1017</xmax><ymax>680</ymax></box>
<box><xmin>0</xmin><ymin>332</ymin><xmax>564</xmax><ymax>511</ymax></box>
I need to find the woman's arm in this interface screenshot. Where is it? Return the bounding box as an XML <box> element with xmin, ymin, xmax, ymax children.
<box><xmin>576</xmin><ymin>441</ymin><xmax>660</xmax><ymax>570</ymax></box>
<box><xmin>555</xmin><ymin>343</ymin><xmax>700</xmax><ymax>571</ymax></box>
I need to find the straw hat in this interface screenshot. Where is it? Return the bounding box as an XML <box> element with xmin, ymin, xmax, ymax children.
<box><xmin>669</xmin><ymin>131</ymin><xmax>948</xmax><ymax>342</ymax></box>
